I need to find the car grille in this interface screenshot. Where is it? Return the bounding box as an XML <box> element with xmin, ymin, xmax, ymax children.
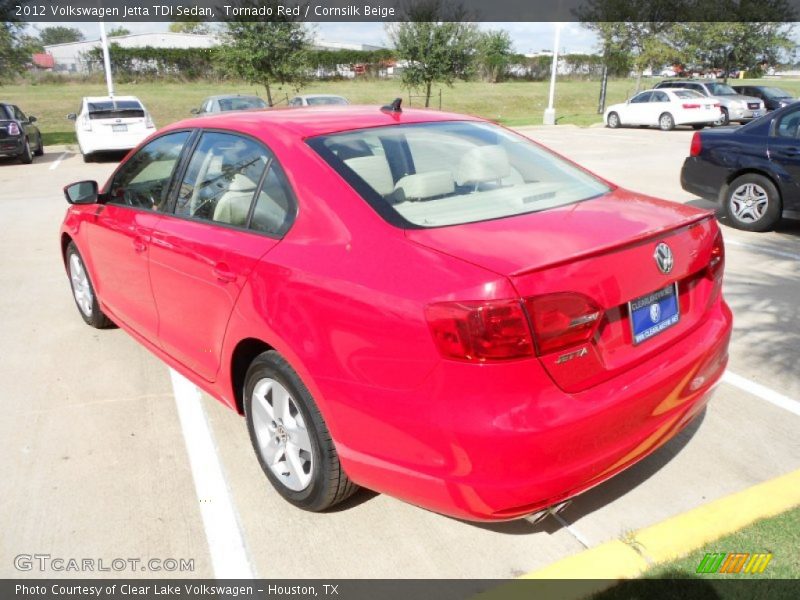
<box><xmin>748</xmin><ymin>103</ymin><xmax>760</xmax><ymax>109</ymax></box>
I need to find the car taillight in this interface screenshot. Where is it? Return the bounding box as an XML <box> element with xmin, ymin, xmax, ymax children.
<box><xmin>425</xmin><ymin>300</ymin><xmax>534</xmax><ymax>362</ymax></box>
<box><xmin>713</xmin><ymin>103</ymin><xmax>721</xmax><ymax>108</ymax></box>
<box><xmin>7</xmin><ymin>122</ymin><xmax>20</xmax><ymax>136</ymax></box>
<box><xmin>682</xmin><ymin>103</ymin><xmax>701</xmax><ymax>109</ymax></box>
<box><xmin>525</xmin><ymin>293</ymin><xmax>603</xmax><ymax>355</ymax></box>
<box><xmin>707</xmin><ymin>229</ymin><xmax>725</xmax><ymax>304</ymax></box>
<box><xmin>690</xmin><ymin>132</ymin><xmax>702</xmax><ymax>157</ymax></box>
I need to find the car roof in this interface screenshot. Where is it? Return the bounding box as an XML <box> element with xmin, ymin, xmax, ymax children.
<box><xmin>205</xmin><ymin>94</ymin><xmax>265</xmax><ymax>101</ymax></box>
<box><xmin>84</xmin><ymin>96</ymin><xmax>143</xmax><ymax>103</ymax></box>
<box><xmin>162</xmin><ymin>105</ymin><xmax>484</xmax><ymax>138</ymax></box>
<box><xmin>295</xmin><ymin>94</ymin><xmax>347</xmax><ymax>99</ymax></box>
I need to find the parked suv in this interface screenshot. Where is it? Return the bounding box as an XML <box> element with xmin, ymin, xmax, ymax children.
<box><xmin>732</xmin><ymin>85</ymin><xmax>797</xmax><ymax>112</ymax></box>
<box><xmin>0</xmin><ymin>102</ymin><xmax>43</xmax><ymax>164</ymax></box>
<box><xmin>655</xmin><ymin>80</ymin><xmax>764</xmax><ymax>125</ymax></box>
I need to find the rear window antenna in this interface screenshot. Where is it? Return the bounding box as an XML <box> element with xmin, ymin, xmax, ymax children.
<box><xmin>381</xmin><ymin>98</ymin><xmax>403</xmax><ymax>113</ymax></box>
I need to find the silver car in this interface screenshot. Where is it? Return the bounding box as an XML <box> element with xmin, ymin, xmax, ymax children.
<box><xmin>655</xmin><ymin>80</ymin><xmax>764</xmax><ymax>125</ymax></box>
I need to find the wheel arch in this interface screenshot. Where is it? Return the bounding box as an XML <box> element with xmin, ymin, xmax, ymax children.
<box><xmin>60</xmin><ymin>232</ymin><xmax>73</xmax><ymax>267</ymax></box>
<box><xmin>230</xmin><ymin>337</ymin><xmax>275</xmax><ymax>415</ymax></box>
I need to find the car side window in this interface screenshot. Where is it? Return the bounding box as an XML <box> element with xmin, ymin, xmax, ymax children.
<box><xmin>13</xmin><ymin>106</ymin><xmax>27</xmax><ymax>121</ymax></box>
<box><xmin>631</xmin><ymin>92</ymin><xmax>652</xmax><ymax>104</ymax></box>
<box><xmin>775</xmin><ymin>108</ymin><xmax>800</xmax><ymax>138</ymax></box>
<box><xmin>690</xmin><ymin>84</ymin><xmax>707</xmax><ymax>95</ymax></box>
<box><xmin>653</xmin><ymin>91</ymin><xmax>669</xmax><ymax>102</ymax></box>
<box><xmin>250</xmin><ymin>161</ymin><xmax>295</xmax><ymax>236</ymax></box>
<box><xmin>108</xmin><ymin>132</ymin><xmax>191</xmax><ymax>211</ymax></box>
<box><xmin>174</xmin><ymin>132</ymin><xmax>269</xmax><ymax>227</ymax></box>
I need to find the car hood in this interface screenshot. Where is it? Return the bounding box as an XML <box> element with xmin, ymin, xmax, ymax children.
<box><xmin>404</xmin><ymin>188</ymin><xmax>710</xmax><ymax>277</ymax></box>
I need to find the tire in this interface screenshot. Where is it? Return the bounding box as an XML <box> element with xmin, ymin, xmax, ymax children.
<box><xmin>659</xmin><ymin>112</ymin><xmax>675</xmax><ymax>131</ymax></box>
<box><xmin>717</xmin><ymin>108</ymin><xmax>730</xmax><ymax>126</ymax></box>
<box><xmin>692</xmin><ymin>124</ymin><xmax>705</xmax><ymax>130</ymax></box>
<box><xmin>724</xmin><ymin>174</ymin><xmax>782</xmax><ymax>232</ymax></box>
<box><xmin>19</xmin><ymin>139</ymin><xmax>33</xmax><ymax>164</ymax></box>
<box><xmin>82</xmin><ymin>152</ymin><xmax>94</xmax><ymax>163</ymax></box>
<box><xmin>34</xmin><ymin>134</ymin><xmax>44</xmax><ymax>156</ymax></box>
<box><xmin>607</xmin><ymin>112</ymin><xmax>621</xmax><ymax>129</ymax></box>
<box><xmin>244</xmin><ymin>350</ymin><xmax>358</xmax><ymax>511</ymax></box>
<box><xmin>66</xmin><ymin>242</ymin><xmax>114</xmax><ymax>328</ymax></box>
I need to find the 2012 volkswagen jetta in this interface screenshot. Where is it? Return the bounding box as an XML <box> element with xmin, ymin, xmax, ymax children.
<box><xmin>60</xmin><ymin>103</ymin><xmax>732</xmax><ymax>521</ymax></box>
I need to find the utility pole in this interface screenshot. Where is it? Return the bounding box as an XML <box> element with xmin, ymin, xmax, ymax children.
<box><xmin>543</xmin><ymin>23</ymin><xmax>562</xmax><ymax>126</ymax></box>
<box><xmin>99</xmin><ymin>21</ymin><xmax>114</xmax><ymax>97</ymax></box>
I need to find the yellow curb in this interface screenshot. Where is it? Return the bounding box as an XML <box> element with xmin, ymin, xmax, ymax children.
<box><xmin>525</xmin><ymin>468</ymin><xmax>800</xmax><ymax>582</ymax></box>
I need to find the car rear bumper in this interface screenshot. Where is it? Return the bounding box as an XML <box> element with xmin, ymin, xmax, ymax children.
<box><xmin>681</xmin><ymin>156</ymin><xmax>729</xmax><ymax>202</ymax></box>
<box><xmin>332</xmin><ymin>299</ymin><xmax>732</xmax><ymax>521</ymax></box>
<box><xmin>78</xmin><ymin>130</ymin><xmax>151</xmax><ymax>154</ymax></box>
<box><xmin>0</xmin><ymin>137</ymin><xmax>23</xmax><ymax>157</ymax></box>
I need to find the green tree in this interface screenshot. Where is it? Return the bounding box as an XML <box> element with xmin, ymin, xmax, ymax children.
<box><xmin>477</xmin><ymin>29</ymin><xmax>513</xmax><ymax>83</ymax></box>
<box><xmin>107</xmin><ymin>27</ymin><xmax>131</xmax><ymax>38</ymax></box>
<box><xmin>39</xmin><ymin>26</ymin><xmax>84</xmax><ymax>46</ymax></box>
<box><xmin>217</xmin><ymin>3</ymin><xmax>311</xmax><ymax>106</ymax></box>
<box><xmin>387</xmin><ymin>0</ymin><xmax>480</xmax><ymax>107</ymax></box>
<box><xmin>169</xmin><ymin>22</ymin><xmax>211</xmax><ymax>35</ymax></box>
<box><xmin>672</xmin><ymin>20</ymin><xmax>795</xmax><ymax>82</ymax></box>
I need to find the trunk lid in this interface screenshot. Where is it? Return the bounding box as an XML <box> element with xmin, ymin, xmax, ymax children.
<box><xmin>406</xmin><ymin>190</ymin><xmax>721</xmax><ymax>392</ymax></box>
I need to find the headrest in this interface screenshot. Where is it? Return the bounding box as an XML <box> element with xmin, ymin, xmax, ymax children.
<box><xmin>455</xmin><ymin>145</ymin><xmax>511</xmax><ymax>186</ymax></box>
<box><xmin>393</xmin><ymin>171</ymin><xmax>454</xmax><ymax>202</ymax></box>
<box><xmin>226</xmin><ymin>173</ymin><xmax>258</xmax><ymax>193</ymax></box>
<box><xmin>345</xmin><ymin>155</ymin><xmax>395</xmax><ymax>196</ymax></box>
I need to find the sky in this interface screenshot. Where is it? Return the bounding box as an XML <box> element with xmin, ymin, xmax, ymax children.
<box><xmin>28</xmin><ymin>21</ymin><xmax>602</xmax><ymax>55</ymax></box>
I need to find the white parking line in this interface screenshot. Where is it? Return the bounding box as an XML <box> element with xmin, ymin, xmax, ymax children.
<box><xmin>723</xmin><ymin>371</ymin><xmax>800</xmax><ymax>417</ymax></box>
<box><xmin>725</xmin><ymin>239</ymin><xmax>800</xmax><ymax>261</ymax></box>
<box><xmin>169</xmin><ymin>369</ymin><xmax>255</xmax><ymax>578</ymax></box>
<box><xmin>48</xmin><ymin>152</ymin><xmax>69</xmax><ymax>170</ymax></box>
<box><xmin>552</xmin><ymin>513</ymin><xmax>592</xmax><ymax>549</ymax></box>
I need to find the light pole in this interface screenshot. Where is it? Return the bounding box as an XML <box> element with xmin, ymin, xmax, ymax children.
<box><xmin>543</xmin><ymin>22</ymin><xmax>562</xmax><ymax>126</ymax></box>
<box><xmin>99</xmin><ymin>21</ymin><xmax>114</xmax><ymax>97</ymax></box>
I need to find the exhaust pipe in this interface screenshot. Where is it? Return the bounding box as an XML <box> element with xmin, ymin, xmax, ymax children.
<box><xmin>523</xmin><ymin>500</ymin><xmax>572</xmax><ymax>525</ymax></box>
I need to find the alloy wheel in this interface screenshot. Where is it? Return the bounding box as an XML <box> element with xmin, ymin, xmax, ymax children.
<box><xmin>69</xmin><ymin>253</ymin><xmax>93</xmax><ymax>317</ymax></box>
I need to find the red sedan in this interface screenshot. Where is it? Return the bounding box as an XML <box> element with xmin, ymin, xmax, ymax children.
<box><xmin>60</xmin><ymin>104</ymin><xmax>732</xmax><ymax>521</ymax></box>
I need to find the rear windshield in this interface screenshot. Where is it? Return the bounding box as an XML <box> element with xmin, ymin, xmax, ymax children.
<box><xmin>308</xmin><ymin>121</ymin><xmax>610</xmax><ymax>228</ymax></box>
<box><xmin>88</xmin><ymin>100</ymin><xmax>145</xmax><ymax>119</ymax></box>
<box><xmin>674</xmin><ymin>90</ymin><xmax>703</xmax><ymax>99</ymax></box>
<box><xmin>306</xmin><ymin>96</ymin><xmax>348</xmax><ymax>106</ymax></box>
<box><xmin>218</xmin><ymin>97</ymin><xmax>268</xmax><ymax>111</ymax></box>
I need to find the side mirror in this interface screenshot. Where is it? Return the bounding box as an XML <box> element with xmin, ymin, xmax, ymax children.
<box><xmin>28</xmin><ymin>116</ymin><xmax>37</xmax><ymax>123</ymax></box>
<box><xmin>67</xmin><ymin>113</ymin><xmax>77</xmax><ymax>121</ymax></box>
<box><xmin>190</xmin><ymin>108</ymin><xmax>200</xmax><ymax>114</ymax></box>
<box><xmin>64</xmin><ymin>180</ymin><xmax>99</xmax><ymax>205</ymax></box>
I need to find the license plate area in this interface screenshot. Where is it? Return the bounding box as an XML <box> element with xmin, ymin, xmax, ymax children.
<box><xmin>111</xmin><ymin>124</ymin><xmax>127</xmax><ymax>132</ymax></box>
<box><xmin>628</xmin><ymin>283</ymin><xmax>680</xmax><ymax>345</ymax></box>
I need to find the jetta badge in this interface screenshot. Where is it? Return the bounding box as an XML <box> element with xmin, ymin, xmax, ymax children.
<box><xmin>654</xmin><ymin>243</ymin><xmax>674</xmax><ymax>274</ymax></box>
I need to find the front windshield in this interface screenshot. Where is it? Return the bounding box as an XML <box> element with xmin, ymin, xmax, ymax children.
<box><xmin>706</xmin><ymin>83</ymin><xmax>737</xmax><ymax>96</ymax></box>
<box><xmin>309</xmin><ymin>121</ymin><xmax>610</xmax><ymax>228</ymax></box>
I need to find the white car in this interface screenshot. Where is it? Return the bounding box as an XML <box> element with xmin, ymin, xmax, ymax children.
<box><xmin>68</xmin><ymin>96</ymin><xmax>155</xmax><ymax>162</ymax></box>
<box><xmin>604</xmin><ymin>88</ymin><xmax>722</xmax><ymax>131</ymax></box>
<box><xmin>288</xmin><ymin>94</ymin><xmax>349</xmax><ymax>107</ymax></box>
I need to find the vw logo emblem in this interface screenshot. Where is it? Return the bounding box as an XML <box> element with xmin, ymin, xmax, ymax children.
<box><xmin>649</xmin><ymin>303</ymin><xmax>661</xmax><ymax>323</ymax></box>
<box><xmin>654</xmin><ymin>243</ymin><xmax>674</xmax><ymax>274</ymax></box>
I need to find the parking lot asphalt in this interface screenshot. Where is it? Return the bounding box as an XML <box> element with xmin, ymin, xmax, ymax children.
<box><xmin>1</xmin><ymin>127</ymin><xmax>799</xmax><ymax>579</ymax></box>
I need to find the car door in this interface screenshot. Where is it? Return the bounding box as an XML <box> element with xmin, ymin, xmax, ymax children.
<box><xmin>768</xmin><ymin>106</ymin><xmax>800</xmax><ymax>199</ymax></box>
<box><xmin>149</xmin><ymin>131</ymin><xmax>295</xmax><ymax>381</ymax></box>
<box><xmin>626</xmin><ymin>91</ymin><xmax>654</xmax><ymax>125</ymax></box>
<box><xmin>12</xmin><ymin>105</ymin><xmax>37</xmax><ymax>146</ymax></box>
<box><xmin>87</xmin><ymin>131</ymin><xmax>192</xmax><ymax>338</ymax></box>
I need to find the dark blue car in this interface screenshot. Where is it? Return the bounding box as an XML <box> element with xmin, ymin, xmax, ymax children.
<box><xmin>0</xmin><ymin>102</ymin><xmax>43</xmax><ymax>164</ymax></box>
<box><xmin>681</xmin><ymin>102</ymin><xmax>800</xmax><ymax>231</ymax></box>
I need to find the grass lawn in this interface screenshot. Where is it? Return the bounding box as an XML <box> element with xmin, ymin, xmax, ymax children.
<box><xmin>594</xmin><ymin>507</ymin><xmax>800</xmax><ymax>599</ymax></box>
<box><xmin>4</xmin><ymin>77</ymin><xmax>800</xmax><ymax>146</ymax></box>
<box><xmin>0</xmin><ymin>77</ymin><xmax>648</xmax><ymax>145</ymax></box>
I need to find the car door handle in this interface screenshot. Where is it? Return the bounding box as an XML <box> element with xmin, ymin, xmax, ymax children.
<box><xmin>133</xmin><ymin>236</ymin><xmax>147</xmax><ymax>253</ymax></box>
<box><xmin>213</xmin><ymin>263</ymin><xmax>237</xmax><ymax>284</ymax></box>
